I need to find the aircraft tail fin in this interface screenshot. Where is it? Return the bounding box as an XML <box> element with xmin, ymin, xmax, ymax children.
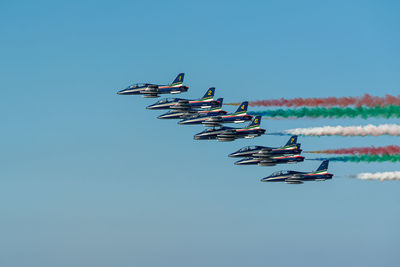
<box><xmin>246</xmin><ymin>116</ymin><xmax>261</xmax><ymax>129</ymax></box>
<box><xmin>171</xmin><ymin>73</ymin><xmax>184</xmax><ymax>85</ymax></box>
<box><xmin>233</xmin><ymin>101</ymin><xmax>248</xmax><ymax>114</ymax></box>
<box><xmin>285</xmin><ymin>135</ymin><xmax>298</xmax><ymax>146</ymax></box>
<box><xmin>211</xmin><ymin>98</ymin><xmax>223</xmax><ymax>111</ymax></box>
<box><xmin>316</xmin><ymin>160</ymin><xmax>329</xmax><ymax>172</ymax></box>
<box><xmin>201</xmin><ymin>87</ymin><xmax>215</xmax><ymax>101</ymax></box>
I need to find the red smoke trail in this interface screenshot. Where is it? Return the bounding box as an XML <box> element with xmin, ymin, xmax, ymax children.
<box><xmin>309</xmin><ymin>145</ymin><xmax>400</xmax><ymax>155</ymax></box>
<box><xmin>227</xmin><ymin>94</ymin><xmax>400</xmax><ymax>107</ymax></box>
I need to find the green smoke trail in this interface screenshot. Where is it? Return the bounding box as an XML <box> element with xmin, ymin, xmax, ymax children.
<box><xmin>312</xmin><ymin>154</ymin><xmax>400</xmax><ymax>163</ymax></box>
<box><xmin>249</xmin><ymin>105</ymin><xmax>400</xmax><ymax>119</ymax></box>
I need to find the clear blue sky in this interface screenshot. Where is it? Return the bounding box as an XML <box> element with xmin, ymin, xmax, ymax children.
<box><xmin>1</xmin><ymin>1</ymin><xmax>400</xmax><ymax>266</ymax></box>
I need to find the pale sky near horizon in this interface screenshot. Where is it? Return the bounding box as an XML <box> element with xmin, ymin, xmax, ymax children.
<box><xmin>1</xmin><ymin>1</ymin><xmax>400</xmax><ymax>266</ymax></box>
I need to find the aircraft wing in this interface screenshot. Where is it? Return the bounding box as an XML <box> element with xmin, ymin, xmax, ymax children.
<box><xmin>257</xmin><ymin>158</ymin><xmax>278</xmax><ymax>166</ymax></box>
<box><xmin>292</xmin><ymin>173</ymin><xmax>306</xmax><ymax>178</ymax></box>
<box><xmin>257</xmin><ymin>157</ymin><xmax>276</xmax><ymax>162</ymax></box>
<box><xmin>243</xmin><ymin>134</ymin><xmax>260</xmax><ymax>139</ymax></box>
<box><xmin>142</xmin><ymin>85</ymin><xmax>159</xmax><ymax>95</ymax></box>
<box><xmin>261</xmin><ymin>147</ymin><xmax>273</xmax><ymax>152</ymax></box>
<box><xmin>216</xmin><ymin>129</ymin><xmax>237</xmax><ymax>141</ymax></box>
<box><xmin>206</xmin><ymin>116</ymin><xmax>223</xmax><ymax>122</ymax></box>
<box><xmin>285</xmin><ymin>179</ymin><xmax>304</xmax><ymax>184</ymax></box>
<box><xmin>172</xmin><ymin>99</ymin><xmax>190</xmax><ymax>110</ymax></box>
<box><xmin>254</xmin><ymin>148</ymin><xmax>273</xmax><ymax>156</ymax></box>
<box><xmin>218</xmin><ymin>129</ymin><xmax>236</xmax><ymax>136</ymax></box>
<box><xmin>202</xmin><ymin>116</ymin><xmax>223</xmax><ymax>126</ymax></box>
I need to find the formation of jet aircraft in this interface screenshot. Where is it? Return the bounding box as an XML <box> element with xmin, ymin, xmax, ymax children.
<box><xmin>117</xmin><ymin>73</ymin><xmax>334</xmax><ymax>184</ymax></box>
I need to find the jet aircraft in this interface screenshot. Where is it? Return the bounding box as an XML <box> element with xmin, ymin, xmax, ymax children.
<box><xmin>229</xmin><ymin>136</ymin><xmax>302</xmax><ymax>158</ymax></box>
<box><xmin>117</xmin><ymin>73</ymin><xmax>188</xmax><ymax>97</ymax></box>
<box><xmin>193</xmin><ymin>116</ymin><xmax>265</xmax><ymax>141</ymax></box>
<box><xmin>234</xmin><ymin>154</ymin><xmax>305</xmax><ymax>166</ymax></box>
<box><xmin>157</xmin><ymin>98</ymin><xmax>227</xmax><ymax>120</ymax></box>
<box><xmin>178</xmin><ymin>101</ymin><xmax>252</xmax><ymax>126</ymax></box>
<box><xmin>261</xmin><ymin>160</ymin><xmax>333</xmax><ymax>184</ymax></box>
<box><xmin>146</xmin><ymin>88</ymin><xmax>219</xmax><ymax>110</ymax></box>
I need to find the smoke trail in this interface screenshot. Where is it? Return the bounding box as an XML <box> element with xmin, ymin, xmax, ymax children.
<box><xmin>248</xmin><ymin>106</ymin><xmax>400</xmax><ymax>119</ymax></box>
<box><xmin>285</xmin><ymin>124</ymin><xmax>400</xmax><ymax>136</ymax></box>
<box><xmin>226</xmin><ymin>94</ymin><xmax>400</xmax><ymax>107</ymax></box>
<box><xmin>310</xmin><ymin>154</ymin><xmax>400</xmax><ymax>162</ymax></box>
<box><xmin>308</xmin><ymin>145</ymin><xmax>400</xmax><ymax>155</ymax></box>
<box><xmin>351</xmin><ymin>171</ymin><xmax>400</xmax><ymax>181</ymax></box>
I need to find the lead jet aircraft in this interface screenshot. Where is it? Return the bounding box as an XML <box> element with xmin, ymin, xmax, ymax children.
<box><xmin>146</xmin><ymin>88</ymin><xmax>219</xmax><ymax>110</ymax></box>
<box><xmin>178</xmin><ymin>101</ymin><xmax>252</xmax><ymax>126</ymax></box>
<box><xmin>229</xmin><ymin>136</ymin><xmax>301</xmax><ymax>158</ymax></box>
<box><xmin>157</xmin><ymin>98</ymin><xmax>227</xmax><ymax>120</ymax></box>
<box><xmin>261</xmin><ymin>160</ymin><xmax>333</xmax><ymax>184</ymax></box>
<box><xmin>194</xmin><ymin>116</ymin><xmax>265</xmax><ymax>141</ymax></box>
<box><xmin>117</xmin><ymin>73</ymin><xmax>188</xmax><ymax>97</ymax></box>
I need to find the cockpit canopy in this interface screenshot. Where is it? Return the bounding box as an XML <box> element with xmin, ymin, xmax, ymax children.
<box><xmin>200</xmin><ymin>127</ymin><xmax>225</xmax><ymax>133</ymax></box>
<box><xmin>271</xmin><ymin>170</ymin><xmax>291</xmax><ymax>176</ymax></box>
<box><xmin>127</xmin><ymin>83</ymin><xmax>147</xmax><ymax>89</ymax></box>
<box><xmin>154</xmin><ymin>98</ymin><xmax>180</xmax><ymax>104</ymax></box>
<box><xmin>202</xmin><ymin>128</ymin><xmax>216</xmax><ymax>132</ymax></box>
<box><xmin>237</xmin><ymin>146</ymin><xmax>263</xmax><ymax>152</ymax></box>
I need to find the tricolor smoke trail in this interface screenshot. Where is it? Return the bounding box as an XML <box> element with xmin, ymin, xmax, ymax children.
<box><xmin>248</xmin><ymin>106</ymin><xmax>400</xmax><ymax>119</ymax></box>
<box><xmin>284</xmin><ymin>124</ymin><xmax>400</xmax><ymax>136</ymax></box>
<box><xmin>226</xmin><ymin>94</ymin><xmax>400</xmax><ymax>107</ymax></box>
<box><xmin>350</xmin><ymin>171</ymin><xmax>400</xmax><ymax>181</ymax></box>
<box><xmin>310</xmin><ymin>154</ymin><xmax>400</xmax><ymax>163</ymax></box>
<box><xmin>307</xmin><ymin>145</ymin><xmax>400</xmax><ymax>155</ymax></box>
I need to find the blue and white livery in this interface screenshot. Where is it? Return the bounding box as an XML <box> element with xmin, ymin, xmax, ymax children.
<box><xmin>117</xmin><ymin>73</ymin><xmax>188</xmax><ymax>98</ymax></box>
<box><xmin>261</xmin><ymin>160</ymin><xmax>333</xmax><ymax>184</ymax></box>
<box><xmin>146</xmin><ymin>88</ymin><xmax>219</xmax><ymax>110</ymax></box>
<box><xmin>194</xmin><ymin>116</ymin><xmax>266</xmax><ymax>142</ymax></box>
<box><xmin>178</xmin><ymin>101</ymin><xmax>252</xmax><ymax>126</ymax></box>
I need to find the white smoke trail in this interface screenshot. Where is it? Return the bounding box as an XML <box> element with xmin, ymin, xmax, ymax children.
<box><xmin>284</xmin><ymin>124</ymin><xmax>400</xmax><ymax>136</ymax></box>
<box><xmin>352</xmin><ymin>171</ymin><xmax>400</xmax><ymax>181</ymax></box>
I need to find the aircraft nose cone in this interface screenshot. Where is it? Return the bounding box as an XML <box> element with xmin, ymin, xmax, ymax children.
<box><xmin>234</xmin><ymin>159</ymin><xmax>246</xmax><ymax>165</ymax></box>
